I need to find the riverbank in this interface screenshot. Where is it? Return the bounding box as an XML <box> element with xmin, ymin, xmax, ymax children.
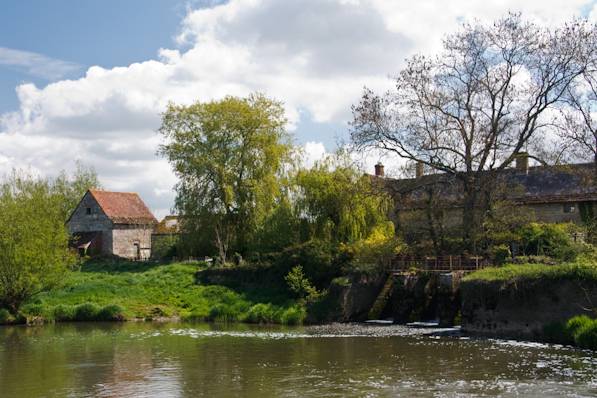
<box><xmin>461</xmin><ymin>260</ymin><xmax>597</xmax><ymax>349</ymax></box>
<box><xmin>1</xmin><ymin>259</ymin><xmax>305</xmax><ymax>325</ymax></box>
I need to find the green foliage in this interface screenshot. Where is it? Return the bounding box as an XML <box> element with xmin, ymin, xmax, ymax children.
<box><xmin>490</xmin><ymin>244</ymin><xmax>511</xmax><ymax>265</ymax></box>
<box><xmin>278</xmin><ymin>240</ymin><xmax>335</xmax><ymax>288</ymax></box>
<box><xmin>0</xmin><ymin>308</ymin><xmax>12</xmax><ymax>324</ymax></box>
<box><xmin>53</xmin><ymin>304</ymin><xmax>76</xmax><ymax>322</ymax></box>
<box><xmin>97</xmin><ymin>304</ymin><xmax>126</xmax><ymax>321</ymax></box>
<box><xmin>285</xmin><ymin>266</ymin><xmax>320</xmax><ymax>301</ymax></box>
<box><xmin>295</xmin><ymin>155</ymin><xmax>391</xmax><ymax>244</ymax></box>
<box><xmin>52</xmin><ymin>161</ymin><xmax>102</xmax><ymax>221</ymax></box>
<box><xmin>343</xmin><ymin>222</ymin><xmax>403</xmax><ymax>271</ymax></box>
<box><xmin>151</xmin><ymin>234</ymin><xmax>180</xmax><ymax>260</ymax></box>
<box><xmin>464</xmin><ymin>260</ymin><xmax>597</xmax><ymax>283</ymax></box>
<box><xmin>566</xmin><ymin>315</ymin><xmax>597</xmax><ymax>350</ymax></box>
<box><xmin>279</xmin><ymin>305</ymin><xmax>307</xmax><ymax>325</ymax></box>
<box><xmin>74</xmin><ymin>303</ymin><xmax>101</xmax><ymax>321</ymax></box>
<box><xmin>28</xmin><ymin>260</ymin><xmax>303</xmax><ymax>325</ymax></box>
<box><xmin>0</xmin><ymin>171</ymin><xmax>76</xmax><ymax>313</ymax></box>
<box><xmin>543</xmin><ymin>321</ymin><xmax>574</xmax><ymax>344</ymax></box>
<box><xmin>243</xmin><ymin>303</ymin><xmax>278</xmax><ymax>324</ymax></box>
<box><xmin>517</xmin><ymin>223</ymin><xmax>581</xmax><ymax>261</ymax></box>
<box><xmin>159</xmin><ymin>93</ymin><xmax>294</xmax><ymax>259</ymax></box>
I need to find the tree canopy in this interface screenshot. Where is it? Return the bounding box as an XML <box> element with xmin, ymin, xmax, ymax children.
<box><xmin>0</xmin><ymin>172</ymin><xmax>77</xmax><ymax>313</ymax></box>
<box><xmin>351</xmin><ymin>14</ymin><xmax>597</xmax><ymax>248</ymax></box>
<box><xmin>159</xmin><ymin>94</ymin><xmax>294</xmax><ymax>260</ymax></box>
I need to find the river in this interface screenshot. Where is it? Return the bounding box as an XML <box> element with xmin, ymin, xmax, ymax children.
<box><xmin>0</xmin><ymin>322</ymin><xmax>595</xmax><ymax>397</ymax></box>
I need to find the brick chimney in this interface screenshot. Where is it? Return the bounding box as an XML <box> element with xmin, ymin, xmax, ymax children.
<box><xmin>415</xmin><ymin>161</ymin><xmax>424</xmax><ymax>178</ymax></box>
<box><xmin>515</xmin><ymin>152</ymin><xmax>529</xmax><ymax>174</ymax></box>
<box><xmin>374</xmin><ymin>162</ymin><xmax>385</xmax><ymax>177</ymax></box>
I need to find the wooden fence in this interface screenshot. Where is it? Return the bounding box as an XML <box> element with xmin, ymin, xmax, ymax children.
<box><xmin>388</xmin><ymin>255</ymin><xmax>490</xmax><ymax>273</ymax></box>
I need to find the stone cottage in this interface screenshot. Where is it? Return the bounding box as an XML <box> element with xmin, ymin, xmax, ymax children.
<box><xmin>67</xmin><ymin>189</ymin><xmax>157</xmax><ymax>260</ymax></box>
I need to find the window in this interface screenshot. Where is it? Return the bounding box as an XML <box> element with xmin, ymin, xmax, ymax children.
<box><xmin>563</xmin><ymin>204</ymin><xmax>575</xmax><ymax>213</ymax></box>
<box><xmin>86</xmin><ymin>207</ymin><xmax>92</xmax><ymax>215</ymax></box>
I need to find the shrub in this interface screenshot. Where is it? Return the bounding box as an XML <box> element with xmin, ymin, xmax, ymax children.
<box><xmin>278</xmin><ymin>240</ymin><xmax>335</xmax><ymax>288</ymax></box>
<box><xmin>575</xmin><ymin>321</ymin><xmax>597</xmax><ymax>350</ymax></box>
<box><xmin>518</xmin><ymin>223</ymin><xmax>581</xmax><ymax>261</ymax></box>
<box><xmin>21</xmin><ymin>303</ymin><xmax>46</xmax><ymax>318</ymax></box>
<box><xmin>280</xmin><ymin>305</ymin><xmax>306</xmax><ymax>325</ymax></box>
<box><xmin>543</xmin><ymin>321</ymin><xmax>573</xmax><ymax>344</ymax></box>
<box><xmin>0</xmin><ymin>308</ymin><xmax>12</xmax><ymax>324</ymax></box>
<box><xmin>244</xmin><ymin>303</ymin><xmax>277</xmax><ymax>324</ymax></box>
<box><xmin>74</xmin><ymin>303</ymin><xmax>101</xmax><ymax>321</ymax></box>
<box><xmin>208</xmin><ymin>304</ymin><xmax>240</xmax><ymax>322</ymax></box>
<box><xmin>490</xmin><ymin>244</ymin><xmax>511</xmax><ymax>265</ymax></box>
<box><xmin>285</xmin><ymin>266</ymin><xmax>319</xmax><ymax>301</ymax></box>
<box><xmin>97</xmin><ymin>304</ymin><xmax>126</xmax><ymax>321</ymax></box>
<box><xmin>53</xmin><ymin>304</ymin><xmax>76</xmax><ymax>322</ymax></box>
<box><xmin>567</xmin><ymin>315</ymin><xmax>597</xmax><ymax>350</ymax></box>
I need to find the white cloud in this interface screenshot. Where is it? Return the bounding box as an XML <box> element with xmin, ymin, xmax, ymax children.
<box><xmin>0</xmin><ymin>0</ymin><xmax>593</xmax><ymax>216</ymax></box>
<box><xmin>0</xmin><ymin>47</ymin><xmax>81</xmax><ymax>80</ymax></box>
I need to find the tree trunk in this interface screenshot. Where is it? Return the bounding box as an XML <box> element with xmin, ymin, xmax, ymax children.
<box><xmin>462</xmin><ymin>177</ymin><xmax>478</xmax><ymax>253</ymax></box>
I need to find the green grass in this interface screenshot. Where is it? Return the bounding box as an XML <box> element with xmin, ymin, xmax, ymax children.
<box><xmin>463</xmin><ymin>260</ymin><xmax>597</xmax><ymax>283</ymax></box>
<box><xmin>17</xmin><ymin>259</ymin><xmax>305</xmax><ymax>325</ymax></box>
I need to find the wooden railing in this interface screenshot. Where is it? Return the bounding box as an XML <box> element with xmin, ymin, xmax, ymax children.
<box><xmin>388</xmin><ymin>255</ymin><xmax>490</xmax><ymax>273</ymax></box>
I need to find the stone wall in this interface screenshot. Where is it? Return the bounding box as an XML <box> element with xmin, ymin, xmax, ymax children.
<box><xmin>67</xmin><ymin>192</ymin><xmax>113</xmax><ymax>255</ymax></box>
<box><xmin>527</xmin><ymin>202</ymin><xmax>582</xmax><ymax>224</ymax></box>
<box><xmin>111</xmin><ymin>225</ymin><xmax>153</xmax><ymax>260</ymax></box>
<box><xmin>461</xmin><ymin>277</ymin><xmax>597</xmax><ymax>340</ymax></box>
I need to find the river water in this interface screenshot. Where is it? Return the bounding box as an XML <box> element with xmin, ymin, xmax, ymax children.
<box><xmin>0</xmin><ymin>322</ymin><xmax>595</xmax><ymax>397</ymax></box>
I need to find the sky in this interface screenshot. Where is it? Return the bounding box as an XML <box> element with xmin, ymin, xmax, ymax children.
<box><xmin>1</xmin><ymin>0</ymin><xmax>596</xmax><ymax>219</ymax></box>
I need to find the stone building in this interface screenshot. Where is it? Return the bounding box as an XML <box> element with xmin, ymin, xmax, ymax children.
<box><xmin>67</xmin><ymin>190</ymin><xmax>157</xmax><ymax>260</ymax></box>
<box><xmin>373</xmin><ymin>156</ymin><xmax>597</xmax><ymax>238</ymax></box>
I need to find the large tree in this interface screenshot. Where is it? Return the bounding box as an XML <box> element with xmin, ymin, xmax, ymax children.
<box><xmin>295</xmin><ymin>154</ymin><xmax>392</xmax><ymax>244</ymax></box>
<box><xmin>558</xmin><ymin>69</ymin><xmax>597</xmax><ymax>174</ymax></box>
<box><xmin>351</xmin><ymin>14</ymin><xmax>596</xmax><ymax>249</ymax></box>
<box><xmin>0</xmin><ymin>172</ymin><xmax>76</xmax><ymax>313</ymax></box>
<box><xmin>159</xmin><ymin>94</ymin><xmax>293</xmax><ymax>261</ymax></box>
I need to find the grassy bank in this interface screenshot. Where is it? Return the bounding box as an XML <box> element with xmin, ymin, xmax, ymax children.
<box><xmin>463</xmin><ymin>259</ymin><xmax>597</xmax><ymax>283</ymax></box>
<box><xmin>7</xmin><ymin>259</ymin><xmax>305</xmax><ymax>325</ymax></box>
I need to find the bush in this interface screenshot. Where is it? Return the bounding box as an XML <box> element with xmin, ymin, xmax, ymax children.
<box><xmin>244</xmin><ymin>303</ymin><xmax>277</xmax><ymax>324</ymax></box>
<box><xmin>543</xmin><ymin>321</ymin><xmax>573</xmax><ymax>344</ymax></box>
<box><xmin>53</xmin><ymin>304</ymin><xmax>76</xmax><ymax>322</ymax></box>
<box><xmin>518</xmin><ymin>223</ymin><xmax>581</xmax><ymax>261</ymax></box>
<box><xmin>278</xmin><ymin>240</ymin><xmax>335</xmax><ymax>288</ymax></box>
<box><xmin>285</xmin><ymin>266</ymin><xmax>319</xmax><ymax>301</ymax></box>
<box><xmin>97</xmin><ymin>304</ymin><xmax>126</xmax><ymax>321</ymax></box>
<box><xmin>0</xmin><ymin>308</ymin><xmax>12</xmax><ymax>324</ymax></box>
<box><xmin>208</xmin><ymin>304</ymin><xmax>241</xmax><ymax>322</ymax></box>
<box><xmin>74</xmin><ymin>303</ymin><xmax>101</xmax><ymax>321</ymax></box>
<box><xmin>21</xmin><ymin>303</ymin><xmax>46</xmax><ymax>318</ymax></box>
<box><xmin>567</xmin><ymin>315</ymin><xmax>597</xmax><ymax>350</ymax></box>
<box><xmin>490</xmin><ymin>244</ymin><xmax>511</xmax><ymax>265</ymax></box>
<box><xmin>280</xmin><ymin>305</ymin><xmax>306</xmax><ymax>325</ymax></box>
<box><xmin>575</xmin><ymin>321</ymin><xmax>597</xmax><ymax>350</ymax></box>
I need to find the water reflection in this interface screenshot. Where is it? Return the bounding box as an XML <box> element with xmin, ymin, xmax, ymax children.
<box><xmin>0</xmin><ymin>322</ymin><xmax>595</xmax><ymax>397</ymax></box>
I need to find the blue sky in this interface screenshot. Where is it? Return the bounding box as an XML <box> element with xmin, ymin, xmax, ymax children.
<box><xmin>0</xmin><ymin>0</ymin><xmax>594</xmax><ymax>217</ymax></box>
<box><xmin>0</xmin><ymin>1</ymin><xmax>189</xmax><ymax>112</ymax></box>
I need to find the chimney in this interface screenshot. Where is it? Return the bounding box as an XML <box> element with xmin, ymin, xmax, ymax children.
<box><xmin>415</xmin><ymin>161</ymin><xmax>424</xmax><ymax>178</ymax></box>
<box><xmin>515</xmin><ymin>152</ymin><xmax>529</xmax><ymax>174</ymax></box>
<box><xmin>374</xmin><ymin>162</ymin><xmax>385</xmax><ymax>177</ymax></box>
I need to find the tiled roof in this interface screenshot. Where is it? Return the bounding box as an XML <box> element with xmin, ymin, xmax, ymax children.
<box><xmin>89</xmin><ymin>189</ymin><xmax>157</xmax><ymax>225</ymax></box>
<box><xmin>381</xmin><ymin>163</ymin><xmax>597</xmax><ymax>209</ymax></box>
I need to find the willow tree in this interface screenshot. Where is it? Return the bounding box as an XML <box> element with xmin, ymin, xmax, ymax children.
<box><xmin>159</xmin><ymin>94</ymin><xmax>293</xmax><ymax>261</ymax></box>
<box><xmin>351</xmin><ymin>14</ymin><xmax>596</xmax><ymax>249</ymax></box>
<box><xmin>296</xmin><ymin>155</ymin><xmax>392</xmax><ymax>244</ymax></box>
